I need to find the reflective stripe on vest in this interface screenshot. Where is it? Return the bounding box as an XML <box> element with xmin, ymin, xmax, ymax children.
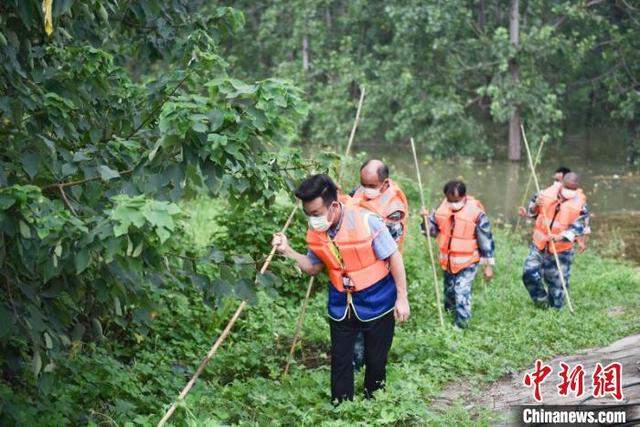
<box><xmin>306</xmin><ymin>202</ymin><xmax>390</xmax><ymax>292</ymax></box>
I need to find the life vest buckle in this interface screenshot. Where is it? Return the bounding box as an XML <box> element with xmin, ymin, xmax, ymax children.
<box><xmin>342</xmin><ymin>275</ymin><xmax>355</xmax><ymax>291</ymax></box>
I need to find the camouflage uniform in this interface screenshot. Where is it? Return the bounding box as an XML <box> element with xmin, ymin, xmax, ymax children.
<box><xmin>426</xmin><ymin>210</ymin><xmax>495</xmax><ymax>328</ymax></box>
<box><xmin>521</xmin><ymin>193</ymin><xmax>590</xmax><ymax>309</ymax></box>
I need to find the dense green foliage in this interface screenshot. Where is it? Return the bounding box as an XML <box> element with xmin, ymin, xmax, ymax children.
<box><xmin>0</xmin><ymin>0</ymin><xmax>326</xmax><ymax>398</ymax></box>
<box><xmin>227</xmin><ymin>0</ymin><xmax>639</xmax><ymax>158</ymax></box>
<box><xmin>1</xmin><ymin>1</ymin><xmax>639</xmax><ymax>425</ymax></box>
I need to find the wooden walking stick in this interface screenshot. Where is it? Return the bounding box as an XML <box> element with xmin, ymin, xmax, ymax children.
<box><xmin>410</xmin><ymin>137</ymin><xmax>445</xmax><ymax>327</ymax></box>
<box><xmin>158</xmin><ymin>206</ymin><xmax>299</xmax><ymax>426</ymax></box>
<box><xmin>514</xmin><ymin>138</ymin><xmax>546</xmax><ymax>235</ymax></box>
<box><xmin>259</xmin><ymin>206</ymin><xmax>299</xmax><ymax>276</ymax></box>
<box><xmin>157</xmin><ymin>302</ymin><xmax>246</xmax><ymax>427</ymax></box>
<box><xmin>507</xmin><ymin>138</ymin><xmax>546</xmax><ymax>270</ymax></box>
<box><xmin>521</xmin><ymin>124</ymin><xmax>575</xmax><ymax>314</ymax></box>
<box><xmin>283</xmin><ymin>275</ymin><xmax>315</xmax><ymax>376</ymax></box>
<box><xmin>283</xmin><ymin>86</ymin><xmax>366</xmax><ymax>376</ymax></box>
<box><xmin>338</xmin><ymin>85</ymin><xmax>365</xmax><ymax>179</ymax></box>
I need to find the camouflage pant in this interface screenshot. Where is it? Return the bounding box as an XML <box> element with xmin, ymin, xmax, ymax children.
<box><xmin>443</xmin><ymin>264</ymin><xmax>478</xmax><ymax>328</ymax></box>
<box><xmin>522</xmin><ymin>244</ymin><xmax>574</xmax><ymax>309</ymax></box>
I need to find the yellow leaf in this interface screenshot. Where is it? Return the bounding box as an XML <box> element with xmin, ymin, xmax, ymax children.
<box><xmin>42</xmin><ymin>0</ymin><xmax>54</xmax><ymax>36</ymax></box>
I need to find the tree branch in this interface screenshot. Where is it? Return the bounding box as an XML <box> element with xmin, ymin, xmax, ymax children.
<box><xmin>42</xmin><ymin>168</ymin><xmax>134</xmax><ymax>191</ymax></box>
<box><xmin>567</xmin><ymin>63</ymin><xmax>623</xmax><ymax>89</ymax></box>
<box><xmin>125</xmin><ymin>71</ymin><xmax>191</xmax><ymax>141</ymax></box>
<box><xmin>553</xmin><ymin>0</ymin><xmax>607</xmax><ymax>31</ymax></box>
<box><xmin>58</xmin><ymin>185</ymin><xmax>77</xmax><ymax>215</ymax></box>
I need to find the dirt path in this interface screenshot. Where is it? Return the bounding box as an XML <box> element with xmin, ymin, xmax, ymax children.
<box><xmin>434</xmin><ymin>334</ymin><xmax>640</xmax><ymax>423</ymax></box>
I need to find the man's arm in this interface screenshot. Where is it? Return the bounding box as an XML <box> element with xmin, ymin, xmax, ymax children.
<box><xmin>272</xmin><ymin>232</ymin><xmax>324</xmax><ymax>275</ymax></box>
<box><xmin>367</xmin><ymin>214</ymin><xmax>410</xmax><ymax>322</ymax></box>
<box><xmin>476</xmin><ymin>213</ymin><xmax>495</xmax><ymax>280</ymax></box>
<box><xmin>477</xmin><ymin>213</ymin><xmax>495</xmax><ymax>265</ymax></box>
<box><xmin>419</xmin><ymin>208</ymin><xmax>439</xmax><ymax>237</ymax></box>
<box><xmin>519</xmin><ymin>193</ymin><xmax>539</xmax><ymax>218</ymax></box>
<box><xmin>389</xmin><ymin>250</ymin><xmax>409</xmax><ymax>322</ymax></box>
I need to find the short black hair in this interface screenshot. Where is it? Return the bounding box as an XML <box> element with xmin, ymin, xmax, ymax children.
<box><xmin>555</xmin><ymin>166</ymin><xmax>571</xmax><ymax>176</ymax></box>
<box><xmin>295</xmin><ymin>174</ymin><xmax>338</xmax><ymax>206</ymax></box>
<box><xmin>361</xmin><ymin>159</ymin><xmax>389</xmax><ymax>181</ymax></box>
<box><xmin>443</xmin><ymin>180</ymin><xmax>466</xmax><ymax>198</ymax></box>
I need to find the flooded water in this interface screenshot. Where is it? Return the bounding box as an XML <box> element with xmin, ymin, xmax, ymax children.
<box><xmin>351</xmin><ymin>129</ymin><xmax>640</xmax><ymax>262</ymax></box>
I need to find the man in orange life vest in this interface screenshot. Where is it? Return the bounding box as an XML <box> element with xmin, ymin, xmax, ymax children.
<box><xmin>271</xmin><ymin>174</ymin><xmax>410</xmax><ymax>402</ymax></box>
<box><xmin>542</xmin><ymin>166</ymin><xmax>589</xmax><ymax>252</ymax></box>
<box><xmin>421</xmin><ymin>180</ymin><xmax>495</xmax><ymax>328</ymax></box>
<box><xmin>352</xmin><ymin>159</ymin><xmax>409</xmax><ymax>248</ymax></box>
<box><xmin>350</xmin><ymin>159</ymin><xmax>409</xmax><ymax>370</ymax></box>
<box><xmin>519</xmin><ymin>172</ymin><xmax>589</xmax><ymax>309</ymax></box>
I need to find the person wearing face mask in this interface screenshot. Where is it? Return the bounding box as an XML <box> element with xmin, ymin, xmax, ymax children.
<box><xmin>519</xmin><ymin>172</ymin><xmax>590</xmax><ymax>309</ymax></box>
<box><xmin>420</xmin><ymin>180</ymin><xmax>495</xmax><ymax>329</ymax></box>
<box><xmin>271</xmin><ymin>174</ymin><xmax>410</xmax><ymax>403</ymax></box>
<box><xmin>553</xmin><ymin>166</ymin><xmax>572</xmax><ymax>184</ymax></box>
<box><xmin>352</xmin><ymin>159</ymin><xmax>409</xmax><ymax>249</ymax></box>
<box><xmin>350</xmin><ymin>159</ymin><xmax>409</xmax><ymax>371</ymax></box>
<box><xmin>519</xmin><ymin>166</ymin><xmax>588</xmax><ymax>253</ymax></box>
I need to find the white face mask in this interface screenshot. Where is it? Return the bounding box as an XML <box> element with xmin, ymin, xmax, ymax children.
<box><xmin>363</xmin><ymin>187</ymin><xmax>381</xmax><ymax>200</ymax></box>
<box><xmin>561</xmin><ymin>188</ymin><xmax>577</xmax><ymax>200</ymax></box>
<box><xmin>308</xmin><ymin>204</ymin><xmax>335</xmax><ymax>231</ymax></box>
<box><xmin>308</xmin><ymin>214</ymin><xmax>331</xmax><ymax>231</ymax></box>
<box><xmin>448</xmin><ymin>200</ymin><xmax>465</xmax><ymax>211</ymax></box>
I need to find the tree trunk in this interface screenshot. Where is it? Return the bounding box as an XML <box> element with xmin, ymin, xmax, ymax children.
<box><xmin>302</xmin><ymin>35</ymin><xmax>309</xmax><ymax>72</ymax></box>
<box><xmin>508</xmin><ymin>0</ymin><xmax>521</xmax><ymax>161</ymax></box>
<box><xmin>325</xmin><ymin>8</ymin><xmax>332</xmax><ymax>31</ymax></box>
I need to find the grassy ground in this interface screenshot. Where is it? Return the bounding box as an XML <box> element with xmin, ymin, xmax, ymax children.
<box><xmin>5</xmin><ymin>202</ymin><xmax>639</xmax><ymax>426</ymax></box>
<box><xmin>163</xmin><ymin>214</ymin><xmax>640</xmax><ymax>426</ymax></box>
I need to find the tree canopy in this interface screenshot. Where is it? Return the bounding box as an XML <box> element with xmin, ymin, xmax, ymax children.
<box><xmin>227</xmin><ymin>0</ymin><xmax>639</xmax><ymax>158</ymax></box>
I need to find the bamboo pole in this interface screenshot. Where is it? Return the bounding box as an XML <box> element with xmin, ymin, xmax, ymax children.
<box><xmin>283</xmin><ymin>86</ymin><xmax>366</xmax><ymax>376</ymax></box>
<box><xmin>514</xmin><ymin>138</ymin><xmax>546</xmax><ymax>235</ymax></box>
<box><xmin>283</xmin><ymin>276</ymin><xmax>315</xmax><ymax>376</ymax></box>
<box><xmin>507</xmin><ymin>137</ymin><xmax>546</xmax><ymax>271</ymax></box>
<box><xmin>158</xmin><ymin>205</ymin><xmax>299</xmax><ymax>426</ymax></box>
<box><xmin>410</xmin><ymin>138</ymin><xmax>445</xmax><ymax>327</ymax></box>
<box><xmin>259</xmin><ymin>206</ymin><xmax>299</xmax><ymax>277</ymax></box>
<box><xmin>521</xmin><ymin>124</ymin><xmax>574</xmax><ymax>313</ymax></box>
<box><xmin>157</xmin><ymin>301</ymin><xmax>246</xmax><ymax>427</ymax></box>
<box><xmin>341</xmin><ymin>86</ymin><xmax>365</xmax><ymax>171</ymax></box>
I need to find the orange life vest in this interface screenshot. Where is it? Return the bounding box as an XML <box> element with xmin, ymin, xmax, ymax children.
<box><xmin>434</xmin><ymin>196</ymin><xmax>484</xmax><ymax>274</ymax></box>
<box><xmin>532</xmin><ymin>185</ymin><xmax>587</xmax><ymax>254</ymax></box>
<box><xmin>306</xmin><ymin>202</ymin><xmax>390</xmax><ymax>292</ymax></box>
<box><xmin>353</xmin><ymin>179</ymin><xmax>409</xmax><ymax>249</ymax></box>
<box><xmin>337</xmin><ymin>189</ymin><xmax>352</xmax><ymax>205</ymax></box>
